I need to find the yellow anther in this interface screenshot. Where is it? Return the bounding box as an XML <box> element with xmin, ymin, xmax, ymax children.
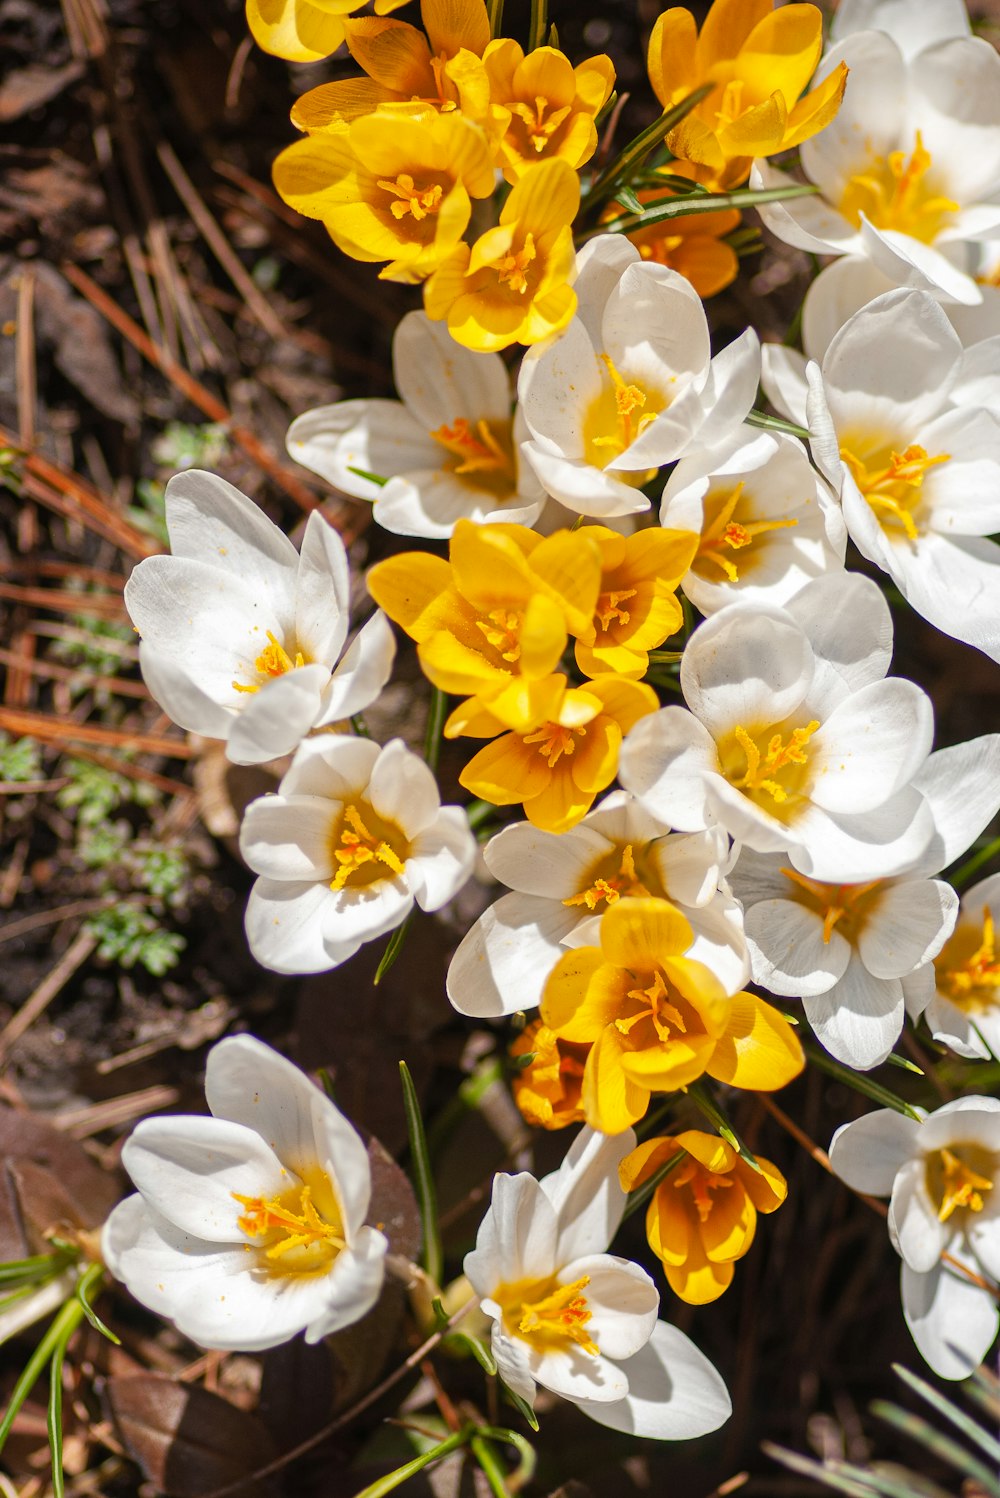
<box><xmin>935</xmin><ymin>1147</ymin><xmax>994</xmax><ymax>1223</ymax></box>
<box><xmin>475</xmin><ymin>607</ymin><xmax>522</xmax><ymax>663</ymax></box>
<box><xmin>841</xmin><ymin>131</ymin><xmax>959</xmax><ymax>243</ymax></box>
<box><xmin>232</xmin><ymin>631</ymin><xmax>305</xmax><ymax>694</ymax></box>
<box><xmin>496</xmin><ymin>233</ymin><xmax>537</xmax><ymax>293</ymax></box>
<box><xmin>617</xmin><ymin>968</ymin><xmax>687</xmax><ymax>1041</ymax></box>
<box><xmin>732</xmin><ymin>720</ymin><xmax>819</xmax><ymax>805</ymax></box>
<box><xmin>517</xmin><ymin>1275</ymin><xmax>598</xmax><ymax>1355</ymax></box>
<box><xmin>595</xmin><ymin>588</ymin><xmax>637</xmax><ymax>631</ymax></box>
<box><xmin>940</xmin><ymin>907</ymin><xmax>1000</xmax><ymax>1009</ymax></box>
<box><xmin>841</xmin><ymin>442</ymin><xmax>950</xmax><ymax>542</ymax></box>
<box><xmin>331</xmin><ymin>804</ymin><xmax>405</xmax><ymax>891</ymax></box>
<box><xmin>696</xmin><ymin>482</ymin><xmax>798</xmax><ymax>583</ymax></box>
<box><xmin>564</xmin><ymin>845</ymin><xmax>643</xmax><ymax>910</ymax></box>
<box><xmin>510</xmin><ymin>95</ymin><xmax>572</xmax><ymax>153</ymax></box>
<box><xmin>377</xmin><ymin>173</ymin><xmax>444</xmax><ymax>222</ymax></box>
<box><xmin>233</xmin><ymin>1184</ymin><xmax>345</xmax><ymax>1261</ymax></box>
<box><xmin>672</xmin><ymin>1158</ymin><xmax>735</xmax><ymax>1224</ymax></box>
<box><xmin>430</xmin><ymin>416</ymin><xmax>513</xmax><ymax>478</ymax></box>
<box><xmin>523</xmin><ymin>721</ymin><xmax>583</xmax><ymax>768</ymax></box>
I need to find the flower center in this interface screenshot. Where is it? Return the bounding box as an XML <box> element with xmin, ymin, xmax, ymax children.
<box><xmin>497</xmin><ymin>1273</ymin><xmax>599</xmax><ymax>1356</ymax></box>
<box><xmin>780</xmin><ymin>868</ymin><xmax>883</xmax><ymax>944</ymax></box>
<box><xmin>495</xmin><ymin>233</ymin><xmax>536</xmax><ymax>293</ymax></box>
<box><xmin>330</xmin><ymin>802</ymin><xmax>407</xmax><ymax>891</ymax></box>
<box><xmin>233</xmin><ymin>1169</ymin><xmax>345</xmax><ymax>1277</ymax></box>
<box><xmin>616</xmin><ymin>967</ymin><xmax>688</xmax><ymax>1041</ymax></box>
<box><xmin>725</xmin><ymin>720</ymin><xmax>819</xmax><ymax>811</ymax></box>
<box><xmin>595</xmin><ymin>588</ymin><xmax>637</xmax><ymax>631</ymax></box>
<box><xmin>695</xmin><ymin>482</ymin><xmax>797</xmax><ymax>583</ymax></box>
<box><xmin>523</xmin><ymin>721</ymin><xmax>585</xmax><ymax>768</ymax></box>
<box><xmin>926</xmin><ymin>1145</ymin><xmax>995</xmax><ymax>1224</ymax></box>
<box><xmin>430</xmin><ymin>416</ymin><xmax>515</xmax><ymax>482</ymax></box>
<box><xmin>232</xmin><ymin>630</ymin><xmax>307</xmax><ymax>694</ymax></box>
<box><xmin>840</xmin><ymin>441</ymin><xmax>949</xmax><ymax>542</ymax></box>
<box><xmin>509</xmin><ymin>95</ymin><xmax>572</xmax><ymax>154</ymax></box>
<box><xmin>672</xmin><ymin>1157</ymin><xmax>735</xmax><ymax>1223</ymax></box>
<box><xmin>840</xmin><ymin>131</ymin><xmax>958</xmax><ymax>244</ymax></box>
<box><xmin>377</xmin><ymin>173</ymin><xmax>444</xmax><ymax>222</ymax></box>
<box><xmin>475</xmin><ymin>607</ymin><xmax>523</xmax><ymax>663</ymax></box>
<box><xmin>563</xmin><ymin>843</ymin><xmax>650</xmax><ymax>911</ymax></box>
<box><xmin>582</xmin><ymin>355</ymin><xmax>664</xmax><ymax>474</ymax></box>
<box><xmin>936</xmin><ymin>907</ymin><xmax>1000</xmax><ymax>1014</ymax></box>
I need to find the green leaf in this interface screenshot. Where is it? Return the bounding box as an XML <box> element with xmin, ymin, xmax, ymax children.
<box><xmin>613</xmin><ymin>185</ymin><xmax>644</xmax><ymax>216</ymax></box>
<box><xmin>423</xmin><ymin>687</ymin><xmax>449</xmax><ymax>776</ymax></box>
<box><xmin>745</xmin><ymin>408</ymin><xmax>811</xmax><ymax>441</ymax></box>
<box><xmin>48</xmin><ymin>1342</ymin><xmax>65</xmax><ymax>1498</ymax></box>
<box><xmin>871</xmin><ymin>1400</ymin><xmax>1000</xmax><ymax>1495</ymax></box>
<box><xmin>687</xmin><ymin>1080</ymin><xmax>763</xmax><ymax>1173</ymax></box>
<box><xmin>0</xmin><ymin>1252</ymin><xmax>74</xmax><ymax>1286</ymax></box>
<box><xmin>352</xmin><ymin>1426</ymin><xmax>470</xmax><ymax>1497</ymax></box>
<box><xmin>527</xmin><ymin>0</ymin><xmax>546</xmax><ymax>52</ymax></box>
<box><xmin>803</xmin><ymin>1043</ymin><xmax>923</xmax><ymax>1121</ymax></box>
<box><xmin>469</xmin><ymin>1433</ymin><xmax>511</xmax><ymax>1498</ymax></box>
<box><xmin>892</xmin><ymin>1364</ymin><xmax>1000</xmax><ymax>1466</ymax></box>
<box><xmin>443</xmin><ymin>1331</ymin><xmax>498</xmax><ymax>1375</ymax></box>
<box><xmin>0</xmin><ymin>1295</ymin><xmax>85</xmax><ymax>1459</ymax></box>
<box><xmin>398</xmin><ymin>1061</ymin><xmax>443</xmax><ymax>1287</ymax></box>
<box><xmin>477</xmin><ymin>1426</ymin><xmax>537</xmax><ymax>1487</ymax></box>
<box><xmin>374</xmin><ymin>915</ymin><xmax>413</xmax><ymax>986</ymax></box>
<box><xmin>346</xmin><ymin>465</ymin><xmax>388</xmax><ymax>487</ymax></box>
<box><xmin>623</xmin><ymin>1149</ymin><xmax>687</xmax><ymax>1220</ymax></box>
<box><xmin>592</xmin><ymin>180</ymin><xmax>820</xmax><ymax>238</ymax></box>
<box><xmin>76</xmin><ymin>1263</ymin><xmax>120</xmax><ymax>1346</ymax></box>
<box><xmin>583</xmin><ymin>85</ymin><xmax>714</xmax><ymax>214</ymax></box>
<box><xmin>502</xmin><ymin>1385</ymin><xmax>539</xmax><ymax>1432</ymax></box>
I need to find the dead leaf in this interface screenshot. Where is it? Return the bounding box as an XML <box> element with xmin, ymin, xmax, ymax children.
<box><xmin>104</xmin><ymin>1375</ymin><xmax>280</xmax><ymax>1498</ymax></box>
<box><xmin>0</xmin><ymin>63</ymin><xmax>85</xmax><ymax>122</ymax></box>
<box><xmin>0</xmin><ymin>1105</ymin><xmax>120</xmax><ymax>1254</ymax></box>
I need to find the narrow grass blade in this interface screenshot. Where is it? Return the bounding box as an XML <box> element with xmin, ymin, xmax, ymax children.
<box><xmin>76</xmin><ymin>1264</ymin><xmax>120</xmax><ymax>1346</ymax></box>
<box><xmin>443</xmin><ymin>1331</ymin><xmax>497</xmax><ymax>1375</ymax></box>
<box><xmin>48</xmin><ymin>1342</ymin><xmax>65</xmax><ymax>1498</ymax></box>
<box><xmin>688</xmin><ymin>1081</ymin><xmax>763</xmax><ymax>1172</ymax></box>
<box><xmin>375</xmin><ymin>915</ymin><xmax>412</xmax><ymax>986</ymax></box>
<box><xmin>352</xmin><ymin>1427</ymin><xmax>470</xmax><ymax>1497</ymax></box>
<box><xmin>804</xmin><ymin>1044</ymin><xmax>923</xmax><ymax>1121</ymax></box>
<box><xmin>623</xmin><ymin>1149</ymin><xmax>686</xmax><ymax>1221</ymax></box>
<box><xmin>871</xmin><ymin>1400</ymin><xmax>1000</xmax><ymax>1495</ymax></box>
<box><xmin>399</xmin><ymin>1060</ymin><xmax>442</xmax><ymax>1287</ymax></box>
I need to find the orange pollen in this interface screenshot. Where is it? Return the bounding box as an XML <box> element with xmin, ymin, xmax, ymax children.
<box><xmin>523</xmin><ymin>721</ymin><xmax>585</xmax><ymax>768</ymax></box>
<box><xmin>377</xmin><ymin>173</ymin><xmax>444</xmax><ymax>222</ymax></box>
<box><xmin>840</xmin><ymin>443</ymin><xmax>949</xmax><ymax>542</ymax></box>
<box><xmin>935</xmin><ymin>1148</ymin><xmax>993</xmax><ymax>1223</ymax></box>
<box><xmin>430</xmin><ymin>416</ymin><xmax>512</xmax><ymax>477</ymax></box>
<box><xmin>564</xmin><ymin>845</ymin><xmax>640</xmax><ymax>910</ymax></box>
<box><xmin>232</xmin><ymin>630</ymin><xmax>304</xmax><ymax>694</ymax></box>
<box><xmin>673</xmin><ymin>1158</ymin><xmax>735</xmax><ymax>1223</ymax></box>
<box><xmin>475</xmin><ymin>607</ymin><xmax>522</xmax><ymax>663</ymax></box>
<box><xmin>697</xmin><ymin>482</ymin><xmax>798</xmax><ymax>583</ymax></box>
<box><xmin>510</xmin><ymin>94</ymin><xmax>572</xmax><ymax>153</ymax></box>
<box><xmin>517</xmin><ymin>1275</ymin><xmax>598</xmax><ymax>1355</ymax></box>
<box><xmin>330</xmin><ymin>804</ymin><xmax>405</xmax><ymax>891</ymax></box>
<box><xmin>941</xmin><ymin>907</ymin><xmax>1000</xmax><ymax>1002</ymax></box>
<box><xmin>732</xmin><ymin>721</ymin><xmax>819</xmax><ymax>804</ymax></box>
<box><xmin>496</xmin><ymin>233</ymin><xmax>537</xmax><ymax>293</ymax></box>
<box><xmin>616</xmin><ymin>968</ymin><xmax>686</xmax><ymax>1042</ymax></box>
<box><xmin>595</xmin><ymin>587</ymin><xmax>637</xmax><ymax>630</ymax></box>
<box><xmin>232</xmin><ymin>1185</ymin><xmax>345</xmax><ymax>1261</ymax></box>
<box><xmin>841</xmin><ymin>131</ymin><xmax>959</xmax><ymax>242</ymax></box>
<box><xmin>780</xmin><ymin>868</ymin><xmax>883</xmax><ymax>944</ymax></box>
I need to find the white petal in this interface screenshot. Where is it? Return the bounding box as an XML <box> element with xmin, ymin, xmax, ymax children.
<box><xmin>618</xmin><ymin>708</ymin><xmax>718</xmax><ymax>832</ymax></box>
<box><xmin>523</xmin><ymin>443</ymin><xmax>651</xmax><ymax>519</ymax></box>
<box><xmin>287</xmin><ymin>399</ymin><xmax>438</xmax><ymax>498</ymax></box>
<box><xmin>685</xmin><ymin>894</ymin><xmax>751</xmax><ymax>995</ymax></box>
<box><xmin>136</xmin><ymin>644</ymin><xmax>234</xmax><ymax>740</ymax></box>
<box><xmin>831</xmin><ymin>0</ymin><xmax>969</xmax><ymax>56</ymax></box>
<box><xmin>750</xmin><ymin>162</ymin><xmax>860</xmax><ymax>258</ymax></box>
<box><xmin>446</xmin><ymin>892</ymin><xmax>580</xmax><ymax>1018</ymax></box>
<box><xmin>857</xmin><ymin>879</ymin><xmax>957</xmax><ymax>979</ymax></box>
<box><xmin>759</xmin><ymin>343</ymin><xmax>810</xmax><ymax>427</ymax></box>
<box><xmin>490</xmin><ymin>1321</ymin><xmax>539</xmax><ymax>1405</ymax></box>
<box><xmin>321</xmin><ymin>878</ymin><xmax>412</xmax><ymax>947</ymax></box>
<box><xmin>571</xmin><ymin>233</ymin><xmax>641</xmax><ymax>347</ymax></box>
<box><xmin>280</xmin><ymin>732</ymin><xmax>378</xmax><ymax>799</ymax></box>
<box><xmin>367</xmin><ymin>738</ymin><xmax>440</xmax><ymax>835</ymax></box>
<box><xmin>744</xmin><ymin>897</ymin><xmax>850</xmax><ymax>997</ymax></box>
<box><xmin>916</xmin><ymin>1101</ymin><xmax>1000</xmax><ymax>1155</ymax></box>
<box><xmin>828</xmin><ymin>1110</ymin><xmax>921</xmax><ymax>1196</ymax></box>
<box><xmin>245</xmin><ymin>878</ymin><xmax>345</xmax><ymax>975</ymax></box>
<box><xmin>570</xmin><ymin>1321</ymin><xmax>731</xmax><ymax>1440</ymax></box>
<box><xmin>560</xmin><ymin>1254</ymin><xmax>659</xmax><ymax>1360</ymax></box>
<box><xmin>239</xmin><ymin>794</ymin><xmax>337</xmax><ymax>881</ymax></box>
<box><xmin>801</xmin><ymin>257</ymin><xmax>898</xmax><ymax>363</ymax></box>
<box><xmin>881</xmin><ymin>529</ymin><xmax>1000</xmax><ymax>666</ymax></box>
<box><xmin>409</xmin><ymin>807</ymin><xmax>476</xmax><ymax>911</ymax></box>
<box><xmin>316</xmin><ymin>611</ymin><xmax>396</xmax><ymax>725</ymax></box>
<box><xmin>889</xmin><ymin>1157</ymin><xmax>948</xmax><ymax>1272</ymax></box>
<box><xmin>800</xmin><ymin>33</ymin><xmax>906</xmax><ymax>194</ymax></box>
<box><xmin>902</xmin><ymin>1254</ymin><xmax>999</xmax><ymax>1380</ymax></box>
<box><xmin>226</xmin><ymin>665</ymin><xmax>329</xmax><ymax>765</ymax></box>
<box><xmin>808</xmin><ymin>679</ymin><xmax>934</xmax><ymax>814</ymax></box>
<box><xmin>680</xmin><ymin>602</ymin><xmax>813</xmax><ymax>739</ymax></box>
<box><xmin>484</xmin><ymin>820</ymin><xmax>612</xmax><ymax>898</ymax></box>
<box><xmin>647</xmin><ymin>829</ymin><xmax>726</xmax><ymax>910</ymax></box>
<box><xmin>305</xmin><ymin>1226</ymin><xmax>388</xmax><ymax>1342</ymax></box>
<box><xmin>295</xmin><ymin>512</ymin><xmax>349</xmax><ymax>665</ymax></box>
<box><xmin>517</xmin><ymin>317</ymin><xmax>602</xmax><ymax>456</ymax></box>
<box><xmin>803</xmin><ymin>957</ymin><xmax>905</xmax><ymax>1070</ymax></box>
<box><xmin>465</xmin><ymin>1172</ymin><xmax>559</xmax><ymax>1291</ymax></box>
<box><xmin>121</xmin><ymin>1115</ymin><xmax>286</xmax><ymax>1241</ymax></box>
<box><xmin>783</xmin><ymin>572</ymin><xmax>892</xmax><ymax>704</ymax></box>
<box><xmin>393</xmin><ymin>309</ymin><xmax>509</xmax><ymax>429</ymax></box>
<box><xmin>909</xmin><ymin>736</ymin><xmax>1000</xmax><ymax>876</ymax></box>
<box><xmin>909</xmin><ymin>38</ymin><xmax>1000</xmax><ymax>203</ymax></box>
<box><xmin>541</xmin><ymin>1126</ymin><xmax>634</xmax><ymax>1261</ymax></box>
<box><xmin>164</xmin><ymin>469</ymin><xmax>299</xmax><ymax>594</ymax></box>
<box><xmin>789</xmin><ymin>785</ymin><xmax>935</xmax><ymax>884</ymax></box>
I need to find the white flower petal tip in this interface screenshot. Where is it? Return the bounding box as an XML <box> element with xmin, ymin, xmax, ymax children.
<box><xmin>241</xmin><ymin>735</ymin><xmax>476</xmax><ymax>975</ymax></box>
<box><xmin>102</xmin><ymin>1035</ymin><xmax>388</xmax><ymax>1352</ymax></box>
<box><xmin>465</xmin><ymin>1126</ymin><xmax>729</xmax><ymax>1439</ymax></box>
<box><xmin>288</xmin><ymin>311</ymin><xmax>544</xmax><ymax>539</ymax></box>
<box><xmin>619</xmin><ymin>576</ymin><xmax>935</xmax><ymax>886</ymax></box>
<box><xmin>124</xmin><ymin>471</ymin><xmax>388</xmax><ymax>763</ymax></box>
<box><xmin>829</xmin><ymin>1098</ymin><xmax>1000</xmax><ymax>1379</ymax></box>
<box><xmin>517</xmin><ymin>239</ymin><xmax>756</xmax><ymax>517</ymax></box>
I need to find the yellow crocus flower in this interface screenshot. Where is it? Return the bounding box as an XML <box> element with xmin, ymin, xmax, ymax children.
<box><xmin>245</xmin><ymin>0</ymin><xmax>407</xmax><ymax>64</ymax></box>
<box><xmin>541</xmin><ymin>897</ymin><xmax>804</xmax><ymax>1134</ymax></box>
<box><xmin>483</xmin><ymin>39</ymin><xmax>615</xmax><ymax>183</ymax></box>
<box><xmin>511</xmin><ymin>1020</ymin><xmax>588</xmax><ymax>1131</ymax></box>
<box><xmin>454</xmin><ymin>674</ymin><xmax>659</xmax><ymax>833</ymax></box>
<box><xmin>574</xmin><ymin>525</ymin><xmax>698</xmax><ymax>680</ymax></box>
<box><xmin>366</xmin><ymin>519</ymin><xmax>603</xmax><ymax>731</ymax></box>
<box><xmin>648</xmin><ymin>0</ymin><xmax>848</xmax><ymax>190</ymax></box>
<box><xmin>273</xmin><ymin>107</ymin><xmax>495</xmax><ymax>282</ymax></box>
<box><xmin>620</xmin><ymin>1130</ymin><xmax>786</xmax><ymax>1303</ymax></box>
<box><xmin>424</xmin><ymin>157</ymin><xmax>579</xmax><ymax>351</ymax></box>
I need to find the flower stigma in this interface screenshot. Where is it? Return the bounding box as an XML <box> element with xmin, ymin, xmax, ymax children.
<box><xmin>496</xmin><ymin>234</ymin><xmax>537</xmax><ymax>293</ymax></box>
<box><xmin>523</xmin><ymin>721</ymin><xmax>585</xmax><ymax>768</ymax></box>
<box><xmin>695</xmin><ymin>482</ymin><xmax>797</xmax><ymax>583</ymax></box>
<box><xmin>233</xmin><ymin>631</ymin><xmax>306</xmax><ymax>694</ymax></box>
<box><xmin>840</xmin><ymin>131</ymin><xmax>958</xmax><ymax>244</ymax></box>
<box><xmin>671</xmin><ymin>1156</ymin><xmax>735</xmax><ymax>1223</ymax></box>
<box><xmin>936</xmin><ymin>907</ymin><xmax>1000</xmax><ymax>1013</ymax></box>
<box><xmin>475</xmin><ymin>608</ymin><xmax>523</xmax><ymax>663</ymax></box>
<box><xmin>497</xmin><ymin>1274</ymin><xmax>599</xmax><ymax>1355</ymax></box>
<box><xmin>510</xmin><ymin>95</ymin><xmax>572</xmax><ymax>154</ymax></box>
<box><xmin>727</xmin><ymin>720</ymin><xmax>820</xmax><ymax>808</ymax></box>
<box><xmin>233</xmin><ymin>1170</ymin><xmax>346</xmax><ymax>1277</ymax></box>
<box><xmin>616</xmin><ymin>968</ymin><xmax>687</xmax><ymax>1041</ymax></box>
<box><xmin>926</xmin><ymin>1145</ymin><xmax>995</xmax><ymax>1223</ymax></box>
<box><xmin>840</xmin><ymin>441</ymin><xmax>949</xmax><ymax>542</ymax></box>
<box><xmin>330</xmin><ymin>802</ymin><xmax>407</xmax><ymax>890</ymax></box>
<box><xmin>780</xmin><ymin>869</ymin><xmax>883</xmax><ymax>944</ymax></box>
<box><xmin>564</xmin><ymin>843</ymin><xmax>649</xmax><ymax>911</ymax></box>
<box><xmin>430</xmin><ymin>417</ymin><xmax>515</xmax><ymax>482</ymax></box>
<box><xmin>377</xmin><ymin>173</ymin><xmax>444</xmax><ymax>222</ymax></box>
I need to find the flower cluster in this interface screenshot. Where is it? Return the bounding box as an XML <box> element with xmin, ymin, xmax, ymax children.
<box><xmin>93</xmin><ymin>0</ymin><xmax>1000</xmax><ymax>1474</ymax></box>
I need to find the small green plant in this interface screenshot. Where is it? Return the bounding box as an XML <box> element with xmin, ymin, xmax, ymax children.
<box><xmin>85</xmin><ymin>903</ymin><xmax>185</xmax><ymax>976</ymax></box>
<box><xmin>50</xmin><ymin>615</ymin><xmax>136</xmax><ymax>685</ymax></box>
<box><xmin>126</xmin><ymin>478</ymin><xmax>168</xmax><ymax>545</ymax></box>
<box><xmin>150</xmin><ymin>421</ymin><xmax>228</xmax><ymax>472</ymax></box>
<box><xmin>0</xmin><ymin>733</ymin><xmax>42</xmax><ymax>783</ymax></box>
<box><xmin>57</xmin><ymin>757</ymin><xmax>158</xmax><ymax>826</ymax></box>
<box><xmin>76</xmin><ymin>820</ymin><xmax>131</xmax><ymax>870</ymax></box>
<box><xmin>126</xmin><ymin>837</ymin><xmax>190</xmax><ymax>904</ymax></box>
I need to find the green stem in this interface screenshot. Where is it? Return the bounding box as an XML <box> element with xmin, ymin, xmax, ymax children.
<box><xmin>803</xmin><ymin>1042</ymin><xmax>923</xmax><ymax>1121</ymax></box>
<box><xmin>374</xmin><ymin>914</ymin><xmax>413</xmax><ymax>985</ymax></box>
<box><xmin>745</xmin><ymin>409</ymin><xmax>811</xmax><ymax>441</ymax></box>
<box><xmin>583</xmin><ymin>86</ymin><xmax>713</xmax><ymax>216</ymax></box>
<box><xmin>581</xmin><ymin>180</ymin><xmax>819</xmax><ymax>240</ymax></box>
<box><xmin>486</xmin><ymin>0</ymin><xmax>504</xmax><ymax>38</ymax></box>
<box><xmin>48</xmin><ymin>1343</ymin><xmax>65</xmax><ymax>1498</ymax></box>
<box><xmin>464</xmin><ymin>798</ymin><xmax>497</xmax><ymax>831</ymax></box>
<box><xmin>687</xmin><ymin>1080</ymin><xmax>763</xmax><ymax>1172</ymax></box>
<box><xmin>353</xmin><ymin>1426</ymin><xmax>472</xmax><ymax>1498</ymax></box>
<box><xmin>423</xmin><ymin>688</ymin><xmax>449</xmax><ymax>775</ymax></box>
<box><xmin>470</xmin><ymin>1434</ymin><xmax>511</xmax><ymax>1497</ymax></box>
<box><xmin>526</xmin><ymin>0</ymin><xmax>546</xmax><ymax>52</ymax></box>
<box><xmin>623</xmin><ymin>1149</ymin><xmax>687</xmax><ymax>1220</ymax></box>
<box><xmin>0</xmin><ymin>1293</ymin><xmax>84</xmax><ymax>1457</ymax></box>
<box><xmin>951</xmin><ymin>833</ymin><xmax>1000</xmax><ymax>890</ymax></box>
<box><xmin>399</xmin><ymin>1061</ymin><xmax>443</xmax><ymax>1289</ymax></box>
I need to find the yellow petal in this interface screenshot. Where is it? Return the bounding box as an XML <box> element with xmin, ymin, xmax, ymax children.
<box><xmin>660</xmin><ymin>956</ymin><xmax>732</xmax><ymax>1037</ymax></box>
<box><xmin>500</xmin><ymin>156</ymin><xmax>579</xmax><ymax>234</ymax></box>
<box><xmin>672</xmin><ymin>1128</ymin><xmax>736</xmax><ymax>1176</ymax></box>
<box><xmin>697</xmin><ymin>0</ymin><xmax>771</xmax><ymax>69</ymax></box>
<box><xmin>581</xmin><ymin>674</ymin><xmax>659</xmax><ymax>733</ymax></box>
<box><xmin>344</xmin><ymin>15</ymin><xmax>433</xmax><ymax>93</ymax></box>
<box><xmin>783</xmin><ymin>60</ymin><xmax>849</xmax><ymax>151</ymax></box>
<box><xmin>618</xmin><ymin>1137</ymin><xmax>677</xmax><ymax>1193</ymax></box>
<box><xmin>524</xmin><ymin>764</ymin><xmax>597</xmax><ymax>833</ymax></box>
<box><xmin>365</xmin><ymin>553</ymin><xmax>452</xmax><ymax>634</ymax></box>
<box><xmin>700</xmin><ymin>1180</ymin><xmax>756</xmax><ymax>1263</ymax></box>
<box><xmin>272</xmin><ymin>135</ymin><xmax>355</xmax><ymax>221</ymax></box>
<box><xmin>530</xmin><ymin>529</ymin><xmax>603</xmax><ymax>637</ymax></box>
<box><xmin>665</xmin><ymin>1240</ymin><xmax>734</xmax><ymax>1305</ymax></box>
<box><xmin>518</xmin><ymin>594</ymin><xmax>571</xmax><ymax>681</ymax></box>
<box><xmin>421</xmin><ymin>0</ymin><xmax>490</xmax><ymax>58</ymax></box>
<box><xmin>734</xmin><ymin>1154</ymin><xmax>788</xmax><ymax>1212</ymax></box>
<box><xmin>707</xmin><ymin>992</ymin><xmax>805</xmax><ymax>1091</ymax></box>
<box><xmin>582</xmin><ymin>1024</ymin><xmax>649</xmax><ymax>1134</ymax></box>
<box><xmin>738</xmin><ymin>3</ymin><xmax>823</xmax><ymax>107</ymax></box>
<box><xmin>619</xmin><ymin>1034</ymin><xmax>715</xmax><ymax>1091</ymax></box>
<box><xmin>647</xmin><ymin>7</ymin><xmax>698</xmax><ymax>107</ymax></box>
<box><xmin>717</xmin><ymin>92</ymin><xmax>788</xmax><ymax>158</ymax></box>
<box><xmin>449</xmin><ymin>519</ymin><xmax>532</xmax><ymax>610</ymax></box>
<box><xmin>648</xmin><ymin>1186</ymin><xmax>690</xmax><ymax>1266</ymax></box>
<box><xmin>247</xmin><ymin>0</ymin><xmax>356</xmax><ymax>61</ymax></box>
<box><xmin>569</xmin><ymin>715</ymin><xmax>620</xmax><ymax>796</ymax></box>
<box><xmin>600</xmin><ymin>896</ymin><xmax>695</xmax><ymax>970</ymax></box>
<box><xmin>459</xmin><ymin>732</ymin><xmax>550</xmax><ymax>804</ymax></box>
<box><xmin>292</xmin><ymin>79</ymin><xmax>400</xmax><ymax>133</ymax></box>
<box><xmin>478</xmin><ymin>672</ymin><xmax>569</xmax><ymax>735</ymax></box>
<box><xmin>574</xmin><ymin>53</ymin><xmax>616</xmax><ymax>114</ymax></box>
<box><xmin>444</xmin><ymin>697</ymin><xmax>505</xmax><ymax>738</ymax></box>
<box><xmin>542</xmin><ymin>951</ymin><xmax>627</xmax><ymax>1041</ymax></box>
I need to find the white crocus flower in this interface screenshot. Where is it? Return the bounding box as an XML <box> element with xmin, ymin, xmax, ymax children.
<box><xmin>905</xmin><ymin>873</ymin><xmax>1000</xmax><ymax>1062</ymax></box>
<box><xmin>447</xmin><ymin>790</ymin><xmax>748</xmax><ymax>1019</ymax></box>
<box><xmin>516</xmin><ymin>235</ymin><xmax>759</xmax><ymax>519</ymax></box>
<box><xmin>751</xmin><ymin>15</ymin><xmax>1000</xmax><ymax>307</ymax></box>
<box><xmin>829</xmin><ymin>1098</ymin><xmax>1000</xmax><ymax>1379</ymax></box>
<box><xmin>659</xmin><ymin>428</ymin><xmax>846</xmax><ymax>616</ymax></box>
<box><xmin>801</xmin><ymin>289</ymin><xmax>1000</xmax><ymax>665</ymax></box>
<box><xmin>241</xmin><ymin>735</ymin><xmax>476</xmax><ymax>974</ymax></box>
<box><xmin>619</xmin><ymin>573</ymin><xmax>935</xmax><ymax>885</ymax></box>
<box><xmin>286</xmin><ymin>311</ymin><xmax>544</xmax><ymax>539</ymax></box>
<box><xmin>102</xmin><ymin>1035</ymin><xmax>388</xmax><ymax>1352</ymax></box>
<box><xmin>465</xmin><ymin>1126</ymin><xmax>732</xmax><ymax>1437</ymax></box>
<box><xmin>124</xmin><ymin>470</ymin><xmax>395</xmax><ymax>765</ymax></box>
<box><xmin>730</xmin><ymin>736</ymin><xmax>1000</xmax><ymax>1071</ymax></box>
